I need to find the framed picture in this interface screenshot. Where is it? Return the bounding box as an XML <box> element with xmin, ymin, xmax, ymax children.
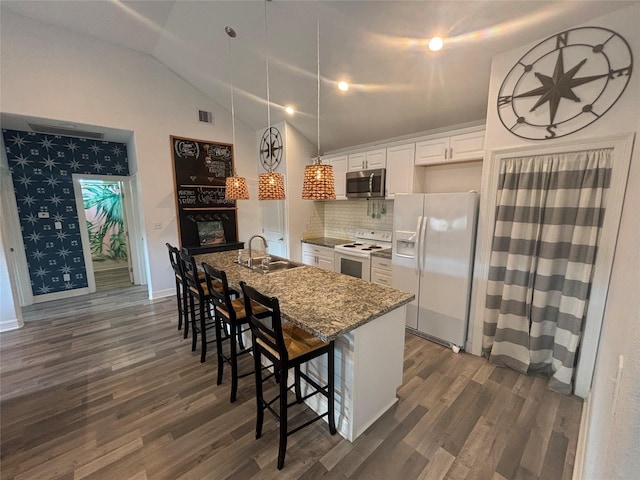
<box><xmin>196</xmin><ymin>221</ymin><xmax>226</xmax><ymax>246</ymax></box>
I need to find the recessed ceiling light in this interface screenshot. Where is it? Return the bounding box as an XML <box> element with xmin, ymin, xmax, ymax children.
<box><xmin>285</xmin><ymin>106</ymin><xmax>295</xmax><ymax>115</ymax></box>
<box><xmin>428</xmin><ymin>36</ymin><xmax>443</xmax><ymax>52</ymax></box>
<box><xmin>338</xmin><ymin>81</ymin><xmax>349</xmax><ymax>92</ymax></box>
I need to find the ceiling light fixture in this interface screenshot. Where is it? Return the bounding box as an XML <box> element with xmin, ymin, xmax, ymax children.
<box><xmin>338</xmin><ymin>81</ymin><xmax>349</xmax><ymax>92</ymax></box>
<box><xmin>285</xmin><ymin>106</ymin><xmax>295</xmax><ymax>115</ymax></box>
<box><xmin>224</xmin><ymin>26</ymin><xmax>249</xmax><ymax>200</ymax></box>
<box><xmin>258</xmin><ymin>0</ymin><xmax>286</xmax><ymax>201</ymax></box>
<box><xmin>428</xmin><ymin>36</ymin><xmax>444</xmax><ymax>51</ymax></box>
<box><xmin>302</xmin><ymin>5</ymin><xmax>336</xmax><ymax>201</ymax></box>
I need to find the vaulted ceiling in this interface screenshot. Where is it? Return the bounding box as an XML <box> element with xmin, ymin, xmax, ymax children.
<box><xmin>1</xmin><ymin>0</ymin><xmax>635</xmax><ymax>151</ymax></box>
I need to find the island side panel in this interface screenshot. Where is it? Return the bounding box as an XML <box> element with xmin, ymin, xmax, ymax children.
<box><xmin>297</xmin><ymin>306</ymin><xmax>406</xmax><ymax>442</ymax></box>
<box><xmin>351</xmin><ymin>305</ymin><xmax>406</xmax><ymax>440</ymax></box>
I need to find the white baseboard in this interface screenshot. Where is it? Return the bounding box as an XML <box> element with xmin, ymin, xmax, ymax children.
<box><xmin>573</xmin><ymin>392</ymin><xmax>591</xmax><ymax>480</ymax></box>
<box><xmin>0</xmin><ymin>317</ymin><xmax>23</xmax><ymax>332</ymax></box>
<box><xmin>150</xmin><ymin>288</ymin><xmax>175</xmax><ymax>300</ymax></box>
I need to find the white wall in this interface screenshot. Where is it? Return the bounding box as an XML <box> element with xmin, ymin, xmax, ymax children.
<box><xmin>477</xmin><ymin>4</ymin><xmax>640</xmax><ymax>478</ymax></box>
<box><xmin>0</xmin><ymin>11</ymin><xmax>262</xmax><ymax>300</ymax></box>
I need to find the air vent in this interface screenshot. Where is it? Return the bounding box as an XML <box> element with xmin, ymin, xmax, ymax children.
<box><xmin>28</xmin><ymin>123</ymin><xmax>105</xmax><ymax>140</ymax></box>
<box><xmin>198</xmin><ymin>110</ymin><xmax>214</xmax><ymax>124</ymax></box>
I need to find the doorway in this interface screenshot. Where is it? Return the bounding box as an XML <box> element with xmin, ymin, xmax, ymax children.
<box><xmin>79</xmin><ymin>178</ymin><xmax>132</xmax><ymax>291</ymax></box>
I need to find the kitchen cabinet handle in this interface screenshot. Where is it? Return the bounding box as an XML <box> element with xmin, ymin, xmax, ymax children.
<box><xmin>449</xmin><ymin>147</ymin><xmax>453</xmax><ymax>159</ymax></box>
<box><xmin>444</xmin><ymin>148</ymin><xmax>447</xmax><ymax>160</ymax></box>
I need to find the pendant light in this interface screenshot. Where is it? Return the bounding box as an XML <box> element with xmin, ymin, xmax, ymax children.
<box><xmin>258</xmin><ymin>0</ymin><xmax>286</xmax><ymax>200</ymax></box>
<box><xmin>224</xmin><ymin>26</ymin><xmax>249</xmax><ymax>200</ymax></box>
<box><xmin>301</xmin><ymin>7</ymin><xmax>335</xmax><ymax>200</ymax></box>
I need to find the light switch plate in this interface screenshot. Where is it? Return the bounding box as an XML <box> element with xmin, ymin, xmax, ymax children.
<box><xmin>153</xmin><ymin>222</ymin><xmax>163</xmax><ymax>230</ymax></box>
<box><xmin>54</xmin><ymin>222</ymin><xmax>62</xmax><ymax>230</ymax></box>
<box><xmin>63</xmin><ymin>274</ymin><xmax>71</xmax><ymax>281</ymax></box>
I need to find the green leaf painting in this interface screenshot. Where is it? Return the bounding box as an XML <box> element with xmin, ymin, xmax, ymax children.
<box><xmin>82</xmin><ymin>183</ymin><xmax>128</xmax><ymax>261</ymax></box>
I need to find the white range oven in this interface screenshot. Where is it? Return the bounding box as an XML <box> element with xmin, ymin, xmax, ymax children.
<box><xmin>334</xmin><ymin>230</ymin><xmax>392</xmax><ymax>281</ymax></box>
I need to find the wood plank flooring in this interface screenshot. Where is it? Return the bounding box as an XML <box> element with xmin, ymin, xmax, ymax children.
<box><xmin>94</xmin><ymin>267</ymin><xmax>133</xmax><ymax>292</ymax></box>
<box><xmin>0</xmin><ymin>288</ymin><xmax>583</xmax><ymax>479</ymax></box>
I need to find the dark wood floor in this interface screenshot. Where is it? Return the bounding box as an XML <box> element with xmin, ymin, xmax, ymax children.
<box><xmin>0</xmin><ymin>288</ymin><xmax>582</xmax><ymax>479</ymax></box>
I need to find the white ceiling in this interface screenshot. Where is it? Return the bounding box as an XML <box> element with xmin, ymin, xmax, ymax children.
<box><xmin>1</xmin><ymin>0</ymin><xmax>636</xmax><ymax>151</ymax></box>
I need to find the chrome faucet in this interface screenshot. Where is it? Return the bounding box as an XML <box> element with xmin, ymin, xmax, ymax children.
<box><xmin>247</xmin><ymin>234</ymin><xmax>268</xmax><ymax>267</ymax></box>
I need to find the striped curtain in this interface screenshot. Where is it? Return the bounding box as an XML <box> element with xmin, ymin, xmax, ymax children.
<box><xmin>483</xmin><ymin>149</ymin><xmax>611</xmax><ymax>394</ymax></box>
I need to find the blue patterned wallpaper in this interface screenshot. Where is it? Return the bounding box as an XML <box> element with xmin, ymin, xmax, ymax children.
<box><xmin>2</xmin><ymin>129</ymin><xmax>129</xmax><ymax>296</ymax></box>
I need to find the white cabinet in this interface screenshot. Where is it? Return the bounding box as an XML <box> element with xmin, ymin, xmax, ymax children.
<box><xmin>301</xmin><ymin>243</ymin><xmax>335</xmax><ymax>271</ymax></box>
<box><xmin>348</xmin><ymin>148</ymin><xmax>387</xmax><ymax>171</ymax></box>
<box><xmin>370</xmin><ymin>256</ymin><xmax>392</xmax><ymax>286</ymax></box>
<box><xmin>415</xmin><ymin>129</ymin><xmax>485</xmax><ymax>165</ymax></box>
<box><xmin>325</xmin><ymin>154</ymin><xmax>348</xmax><ymax>200</ymax></box>
<box><xmin>386</xmin><ymin>143</ymin><xmax>416</xmax><ymax>197</ymax></box>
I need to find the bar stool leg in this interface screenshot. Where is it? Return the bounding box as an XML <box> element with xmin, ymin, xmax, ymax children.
<box><xmin>199</xmin><ymin>300</ymin><xmax>207</xmax><ymax>363</ymax></box>
<box><xmin>277</xmin><ymin>364</ymin><xmax>288</xmax><ymax>470</ymax></box>
<box><xmin>215</xmin><ymin>314</ymin><xmax>224</xmax><ymax>385</ymax></box>
<box><xmin>183</xmin><ymin>286</ymin><xmax>190</xmax><ymax>339</ymax></box>
<box><xmin>190</xmin><ymin>295</ymin><xmax>197</xmax><ymax>352</ymax></box>
<box><xmin>294</xmin><ymin>365</ymin><xmax>302</xmax><ymax>403</ymax></box>
<box><xmin>328</xmin><ymin>341</ymin><xmax>336</xmax><ymax>435</ymax></box>
<box><xmin>253</xmin><ymin>349</ymin><xmax>264</xmax><ymax>439</ymax></box>
<box><xmin>230</xmin><ymin>323</ymin><xmax>239</xmax><ymax>402</ymax></box>
<box><xmin>175</xmin><ymin>278</ymin><xmax>183</xmax><ymax>331</ymax></box>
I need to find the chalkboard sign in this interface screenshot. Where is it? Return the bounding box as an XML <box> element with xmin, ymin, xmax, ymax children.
<box><xmin>177</xmin><ymin>186</ymin><xmax>235</xmax><ymax>207</ymax></box>
<box><xmin>171</xmin><ymin>135</ymin><xmax>238</xmax><ymax>249</ymax></box>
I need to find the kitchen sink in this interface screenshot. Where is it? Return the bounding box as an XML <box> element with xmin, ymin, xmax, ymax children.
<box><xmin>236</xmin><ymin>255</ymin><xmax>303</xmax><ymax>274</ymax></box>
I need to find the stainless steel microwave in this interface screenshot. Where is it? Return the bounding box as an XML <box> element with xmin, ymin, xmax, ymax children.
<box><xmin>346</xmin><ymin>168</ymin><xmax>386</xmax><ymax>198</ymax></box>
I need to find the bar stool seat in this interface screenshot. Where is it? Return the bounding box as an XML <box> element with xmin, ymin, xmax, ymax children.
<box><xmin>240</xmin><ymin>281</ymin><xmax>336</xmax><ymax>470</ymax></box>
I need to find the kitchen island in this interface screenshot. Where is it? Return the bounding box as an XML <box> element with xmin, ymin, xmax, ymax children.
<box><xmin>196</xmin><ymin>249</ymin><xmax>414</xmax><ymax>441</ymax></box>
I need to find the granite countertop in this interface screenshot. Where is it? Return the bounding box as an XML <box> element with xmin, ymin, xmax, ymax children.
<box><xmin>371</xmin><ymin>248</ymin><xmax>392</xmax><ymax>260</ymax></box>
<box><xmin>301</xmin><ymin>237</ymin><xmax>350</xmax><ymax>248</ymax></box>
<box><xmin>195</xmin><ymin>250</ymin><xmax>414</xmax><ymax>342</ymax></box>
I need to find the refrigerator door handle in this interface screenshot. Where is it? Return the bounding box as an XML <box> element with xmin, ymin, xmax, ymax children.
<box><xmin>420</xmin><ymin>216</ymin><xmax>428</xmax><ymax>273</ymax></box>
<box><xmin>415</xmin><ymin>216</ymin><xmax>423</xmax><ymax>274</ymax></box>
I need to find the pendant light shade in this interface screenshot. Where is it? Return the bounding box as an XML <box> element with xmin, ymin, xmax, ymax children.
<box><xmin>225</xmin><ymin>175</ymin><xmax>249</xmax><ymax>200</ymax></box>
<box><xmin>302</xmin><ymin>161</ymin><xmax>335</xmax><ymax>200</ymax></box>
<box><xmin>258</xmin><ymin>172</ymin><xmax>285</xmax><ymax>200</ymax></box>
<box><xmin>223</xmin><ymin>26</ymin><xmax>249</xmax><ymax>201</ymax></box>
<box><xmin>301</xmin><ymin>8</ymin><xmax>336</xmax><ymax>200</ymax></box>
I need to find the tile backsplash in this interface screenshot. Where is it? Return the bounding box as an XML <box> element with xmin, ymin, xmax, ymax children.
<box><xmin>303</xmin><ymin>199</ymin><xmax>394</xmax><ymax>240</ymax></box>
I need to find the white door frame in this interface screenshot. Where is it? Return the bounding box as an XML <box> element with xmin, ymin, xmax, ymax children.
<box><xmin>471</xmin><ymin>133</ymin><xmax>635</xmax><ymax>398</ymax></box>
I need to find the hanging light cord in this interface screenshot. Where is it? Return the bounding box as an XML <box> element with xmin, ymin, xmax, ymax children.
<box><xmin>316</xmin><ymin>8</ymin><xmax>321</xmax><ymax>164</ymax></box>
<box><xmin>264</xmin><ymin>0</ymin><xmax>272</xmax><ymax>172</ymax></box>
<box><xmin>227</xmin><ymin>29</ymin><xmax>237</xmax><ymax>175</ymax></box>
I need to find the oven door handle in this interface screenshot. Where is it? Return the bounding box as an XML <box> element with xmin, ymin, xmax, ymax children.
<box><xmin>415</xmin><ymin>216</ymin><xmax>423</xmax><ymax>274</ymax></box>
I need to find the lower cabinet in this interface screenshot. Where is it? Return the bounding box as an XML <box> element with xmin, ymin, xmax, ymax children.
<box><xmin>370</xmin><ymin>256</ymin><xmax>392</xmax><ymax>286</ymax></box>
<box><xmin>302</xmin><ymin>243</ymin><xmax>335</xmax><ymax>271</ymax></box>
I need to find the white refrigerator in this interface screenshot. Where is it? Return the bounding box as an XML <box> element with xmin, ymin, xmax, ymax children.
<box><xmin>391</xmin><ymin>192</ymin><xmax>479</xmax><ymax>350</ymax></box>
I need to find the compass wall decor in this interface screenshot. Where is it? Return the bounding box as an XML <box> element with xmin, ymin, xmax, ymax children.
<box><xmin>497</xmin><ymin>26</ymin><xmax>633</xmax><ymax>140</ymax></box>
<box><xmin>259</xmin><ymin>126</ymin><xmax>283</xmax><ymax>171</ymax></box>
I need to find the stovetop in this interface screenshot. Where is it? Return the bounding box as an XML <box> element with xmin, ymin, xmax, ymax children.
<box><xmin>334</xmin><ymin>230</ymin><xmax>392</xmax><ymax>255</ymax></box>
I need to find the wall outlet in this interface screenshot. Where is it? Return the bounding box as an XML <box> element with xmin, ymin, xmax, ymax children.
<box><xmin>63</xmin><ymin>274</ymin><xmax>71</xmax><ymax>281</ymax></box>
<box><xmin>153</xmin><ymin>222</ymin><xmax>163</xmax><ymax>230</ymax></box>
<box><xmin>37</xmin><ymin>211</ymin><xmax>50</xmax><ymax>218</ymax></box>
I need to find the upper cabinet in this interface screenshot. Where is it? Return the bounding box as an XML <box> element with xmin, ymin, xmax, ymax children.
<box><xmin>386</xmin><ymin>143</ymin><xmax>416</xmax><ymax>198</ymax></box>
<box><xmin>348</xmin><ymin>148</ymin><xmax>387</xmax><ymax>171</ymax></box>
<box><xmin>415</xmin><ymin>129</ymin><xmax>485</xmax><ymax>165</ymax></box>
<box><xmin>325</xmin><ymin>154</ymin><xmax>348</xmax><ymax>200</ymax></box>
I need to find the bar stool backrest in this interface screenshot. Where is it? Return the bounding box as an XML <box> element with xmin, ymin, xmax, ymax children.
<box><xmin>166</xmin><ymin>243</ymin><xmax>182</xmax><ymax>278</ymax></box>
<box><xmin>202</xmin><ymin>263</ymin><xmax>235</xmax><ymax>320</ymax></box>
<box><xmin>240</xmin><ymin>282</ymin><xmax>289</xmax><ymax>363</ymax></box>
<box><xmin>179</xmin><ymin>248</ymin><xmax>205</xmax><ymax>298</ymax></box>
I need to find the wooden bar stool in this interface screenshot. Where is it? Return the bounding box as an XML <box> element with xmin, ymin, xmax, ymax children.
<box><xmin>201</xmin><ymin>262</ymin><xmax>252</xmax><ymax>403</ymax></box>
<box><xmin>166</xmin><ymin>243</ymin><xmax>189</xmax><ymax>337</ymax></box>
<box><xmin>240</xmin><ymin>281</ymin><xmax>336</xmax><ymax>470</ymax></box>
<box><xmin>179</xmin><ymin>249</ymin><xmax>217</xmax><ymax>363</ymax></box>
